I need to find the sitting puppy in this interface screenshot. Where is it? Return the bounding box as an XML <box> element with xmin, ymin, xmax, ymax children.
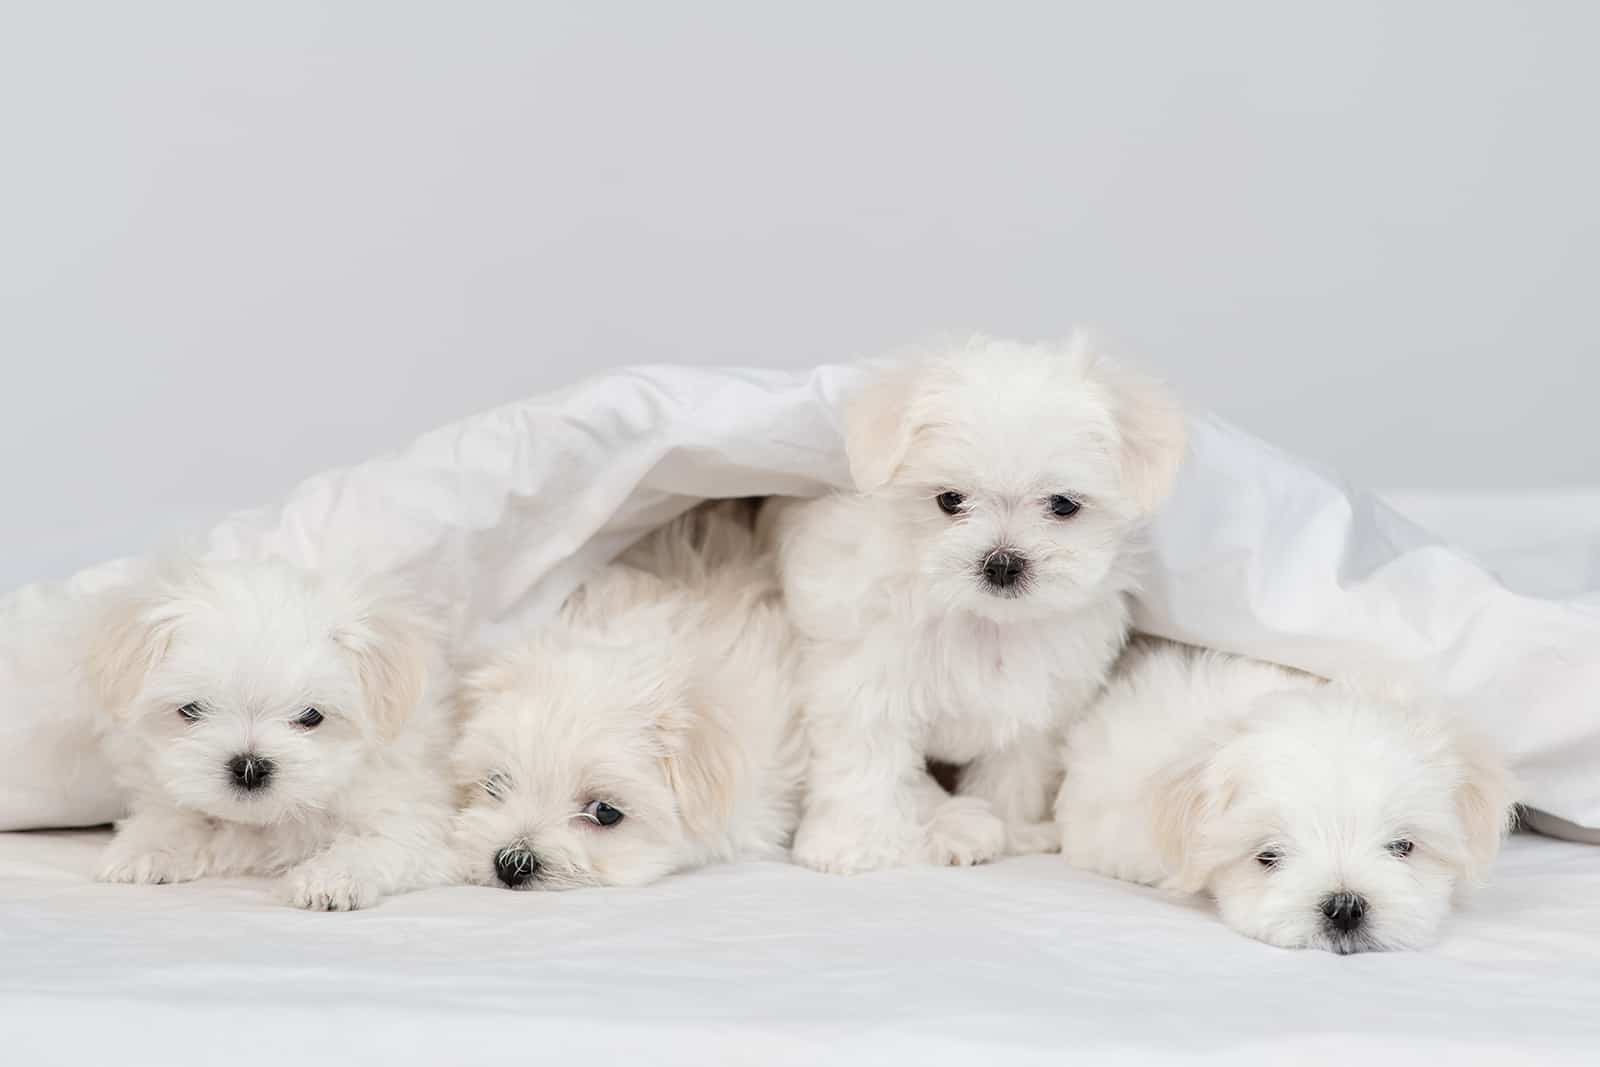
<box><xmin>449</xmin><ymin>501</ymin><xmax>804</xmax><ymax>890</ymax></box>
<box><xmin>1057</xmin><ymin>639</ymin><xmax>1515</xmax><ymax>953</ymax></box>
<box><xmin>767</xmin><ymin>335</ymin><xmax>1186</xmax><ymax>873</ymax></box>
<box><xmin>87</xmin><ymin>558</ymin><xmax>455</xmax><ymax>910</ymax></box>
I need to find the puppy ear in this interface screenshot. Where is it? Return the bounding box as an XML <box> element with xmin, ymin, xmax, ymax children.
<box><xmin>843</xmin><ymin>361</ymin><xmax>922</xmax><ymax>492</ymax></box>
<box><xmin>1150</xmin><ymin>757</ymin><xmax>1217</xmax><ymax>893</ymax></box>
<box><xmin>1452</xmin><ymin>729</ymin><xmax>1516</xmax><ymax>882</ymax></box>
<box><xmin>1150</xmin><ymin>739</ymin><xmax>1241</xmax><ymax>894</ymax></box>
<box><xmin>85</xmin><ymin>585</ymin><xmax>181</xmax><ymax>715</ymax></box>
<box><xmin>655</xmin><ymin>689</ymin><xmax>745</xmax><ymax>840</ymax></box>
<box><xmin>1100</xmin><ymin>358</ymin><xmax>1187</xmax><ymax>515</ymax></box>
<box><xmin>335</xmin><ymin>584</ymin><xmax>436</xmax><ymax>741</ymax></box>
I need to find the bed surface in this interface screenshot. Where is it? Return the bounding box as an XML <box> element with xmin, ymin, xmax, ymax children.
<box><xmin>5</xmin><ymin>491</ymin><xmax>1599</xmax><ymax>1064</ymax></box>
<box><xmin>3</xmin><ymin>828</ymin><xmax>1598</xmax><ymax>1066</ymax></box>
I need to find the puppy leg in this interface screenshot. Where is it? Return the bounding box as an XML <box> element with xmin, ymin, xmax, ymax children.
<box><xmin>97</xmin><ymin>805</ymin><xmax>216</xmax><ymax>885</ymax></box>
<box><xmin>281</xmin><ymin>809</ymin><xmax>454</xmax><ymax>911</ymax></box>
<box><xmin>793</xmin><ymin>688</ymin><xmax>932</xmax><ymax>875</ymax></box>
<box><xmin>795</xmin><ymin>676</ymin><xmax>1008</xmax><ymax>873</ymax></box>
<box><xmin>959</xmin><ymin>730</ymin><xmax>1063</xmax><ymax>856</ymax></box>
<box><xmin>923</xmin><ymin>797</ymin><xmax>1008</xmax><ymax>866</ymax></box>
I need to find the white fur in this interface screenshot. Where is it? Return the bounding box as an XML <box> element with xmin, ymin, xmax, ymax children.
<box><xmin>1058</xmin><ymin>639</ymin><xmax>1516</xmax><ymax>952</ymax></box>
<box><xmin>86</xmin><ymin>558</ymin><xmax>456</xmax><ymax>910</ymax></box>
<box><xmin>770</xmin><ymin>335</ymin><xmax>1186</xmax><ymax>874</ymax></box>
<box><xmin>449</xmin><ymin>502</ymin><xmax>805</xmax><ymax>891</ymax></box>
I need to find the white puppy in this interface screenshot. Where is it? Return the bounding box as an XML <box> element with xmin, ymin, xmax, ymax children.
<box><xmin>449</xmin><ymin>502</ymin><xmax>805</xmax><ymax>890</ymax></box>
<box><xmin>87</xmin><ymin>558</ymin><xmax>456</xmax><ymax>910</ymax></box>
<box><xmin>768</xmin><ymin>335</ymin><xmax>1186</xmax><ymax>874</ymax></box>
<box><xmin>1058</xmin><ymin>639</ymin><xmax>1515</xmax><ymax>952</ymax></box>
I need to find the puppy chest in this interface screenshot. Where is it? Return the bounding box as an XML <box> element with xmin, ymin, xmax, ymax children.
<box><xmin>912</xmin><ymin>634</ymin><xmax>1058</xmax><ymax>758</ymax></box>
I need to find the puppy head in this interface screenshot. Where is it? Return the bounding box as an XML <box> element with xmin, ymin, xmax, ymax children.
<box><xmin>845</xmin><ymin>335</ymin><xmax>1185</xmax><ymax>620</ymax></box>
<box><xmin>1154</xmin><ymin>687</ymin><xmax>1514</xmax><ymax>953</ymax></box>
<box><xmin>87</xmin><ymin>558</ymin><xmax>433</xmax><ymax>826</ymax></box>
<box><xmin>450</xmin><ymin>618</ymin><xmax>741</xmax><ymax>891</ymax></box>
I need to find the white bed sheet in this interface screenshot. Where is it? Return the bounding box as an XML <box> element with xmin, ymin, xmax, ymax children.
<box><xmin>2</xmin><ymin>828</ymin><xmax>1597</xmax><ymax>1066</ymax></box>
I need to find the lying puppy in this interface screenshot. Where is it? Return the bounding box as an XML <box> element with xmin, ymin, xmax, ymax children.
<box><xmin>1057</xmin><ymin>639</ymin><xmax>1515</xmax><ymax>953</ymax></box>
<box><xmin>768</xmin><ymin>335</ymin><xmax>1186</xmax><ymax>873</ymax></box>
<box><xmin>449</xmin><ymin>501</ymin><xmax>804</xmax><ymax>890</ymax></box>
<box><xmin>88</xmin><ymin>558</ymin><xmax>455</xmax><ymax>910</ymax></box>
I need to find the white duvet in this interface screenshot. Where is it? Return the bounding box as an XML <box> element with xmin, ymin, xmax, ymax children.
<box><xmin>4</xmin><ymin>362</ymin><xmax>1596</xmax><ymax>831</ymax></box>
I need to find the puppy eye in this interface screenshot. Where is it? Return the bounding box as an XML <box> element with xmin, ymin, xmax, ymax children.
<box><xmin>936</xmin><ymin>491</ymin><xmax>965</xmax><ymax>516</ymax></box>
<box><xmin>1387</xmin><ymin>839</ymin><xmax>1414</xmax><ymax>858</ymax></box>
<box><xmin>482</xmin><ymin>773</ymin><xmax>511</xmax><ymax>801</ymax></box>
<box><xmin>177</xmin><ymin>702</ymin><xmax>204</xmax><ymax>723</ymax></box>
<box><xmin>1048</xmin><ymin>494</ymin><xmax>1081</xmax><ymax>518</ymax></box>
<box><xmin>293</xmin><ymin>707</ymin><xmax>324</xmax><ymax>729</ymax></box>
<box><xmin>1255</xmin><ymin>849</ymin><xmax>1281</xmax><ymax>870</ymax></box>
<box><xmin>582</xmin><ymin>800</ymin><xmax>624</xmax><ymax>827</ymax></box>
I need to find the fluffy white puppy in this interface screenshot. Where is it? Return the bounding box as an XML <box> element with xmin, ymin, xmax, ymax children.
<box><xmin>768</xmin><ymin>335</ymin><xmax>1186</xmax><ymax>874</ymax></box>
<box><xmin>449</xmin><ymin>502</ymin><xmax>805</xmax><ymax>891</ymax></box>
<box><xmin>87</xmin><ymin>558</ymin><xmax>456</xmax><ymax>910</ymax></box>
<box><xmin>1058</xmin><ymin>639</ymin><xmax>1515</xmax><ymax>953</ymax></box>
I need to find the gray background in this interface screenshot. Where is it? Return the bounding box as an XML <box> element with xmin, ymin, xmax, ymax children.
<box><xmin>3</xmin><ymin>2</ymin><xmax>1595</xmax><ymax>590</ymax></box>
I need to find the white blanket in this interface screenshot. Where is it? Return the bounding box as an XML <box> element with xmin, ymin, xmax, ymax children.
<box><xmin>2</xmin><ymin>363</ymin><xmax>1598</xmax><ymax>832</ymax></box>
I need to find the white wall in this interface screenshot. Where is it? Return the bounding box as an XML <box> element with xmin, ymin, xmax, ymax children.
<box><xmin>3</xmin><ymin>2</ymin><xmax>1596</xmax><ymax>589</ymax></box>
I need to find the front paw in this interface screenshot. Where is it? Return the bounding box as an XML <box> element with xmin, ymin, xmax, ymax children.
<box><xmin>792</xmin><ymin>816</ymin><xmax>915</xmax><ymax>876</ymax></box>
<box><xmin>924</xmin><ymin>798</ymin><xmax>1006</xmax><ymax>867</ymax></box>
<box><xmin>97</xmin><ymin>849</ymin><xmax>206</xmax><ymax>886</ymax></box>
<box><xmin>1006</xmin><ymin>819</ymin><xmax>1062</xmax><ymax>857</ymax></box>
<box><xmin>282</xmin><ymin>864</ymin><xmax>380</xmax><ymax>911</ymax></box>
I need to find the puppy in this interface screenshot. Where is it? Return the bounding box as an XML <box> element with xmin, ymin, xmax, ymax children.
<box><xmin>1057</xmin><ymin>639</ymin><xmax>1515</xmax><ymax>952</ymax></box>
<box><xmin>768</xmin><ymin>335</ymin><xmax>1186</xmax><ymax>874</ymax></box>
<box><xmin>449</xmin><ymin>501</ymin><xmax>805</xmax><ymax>890</ymax></box>
<box><xmin>87</xmin><ymin>558</ymin><xmax>455</xmax><ymax>910</ymax></box>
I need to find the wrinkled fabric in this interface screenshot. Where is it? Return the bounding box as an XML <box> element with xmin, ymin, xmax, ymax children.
<box><xmin>2</xmin><ymin>364</ymin><xmax>1597</xmax><ymax>832</ymax></box>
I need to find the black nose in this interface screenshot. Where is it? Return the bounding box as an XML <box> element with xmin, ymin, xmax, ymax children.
<box><xmin>981</xmin><ymin>550</ymin><xmax>1027</xmax><ymax>589</ymax></box>
<box><xmin>228</xmin><ymin>754</ymin><xmax>274</xmax><ymax>792</ymax></box>
<box><xmin>494</xmin><ymin>847</ymin><xmax>539</xmax><ymax>888</ymax></box>
<box><xmin>1321</xmin><ymin>891</ymin><xmax>1368</xmax><ymax>933</ymax></box>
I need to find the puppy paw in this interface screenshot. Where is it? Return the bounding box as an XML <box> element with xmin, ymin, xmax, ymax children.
<box><xmin>924</xmin><ymin>798</ymin><xmax>1006</xmax><ymax>867</ymax></box>
<box><xmin>97</xmin><ymin>849</ymin><xmax>206</xmax><ymax>886</ymax></box>
<box><xmin>281</xmin><ymin>865</ymin><xmax>381</xmax><ymax>911</ymax></box>
<box><xmin>791</xmin><ymin>819</ymin><xmax>915</xmax><ymax>876</ymax></box>
<box><xmin>1006</xmin><ymin>819</ymin><xmax>1062</xmax><ymax>856</ymax></box>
